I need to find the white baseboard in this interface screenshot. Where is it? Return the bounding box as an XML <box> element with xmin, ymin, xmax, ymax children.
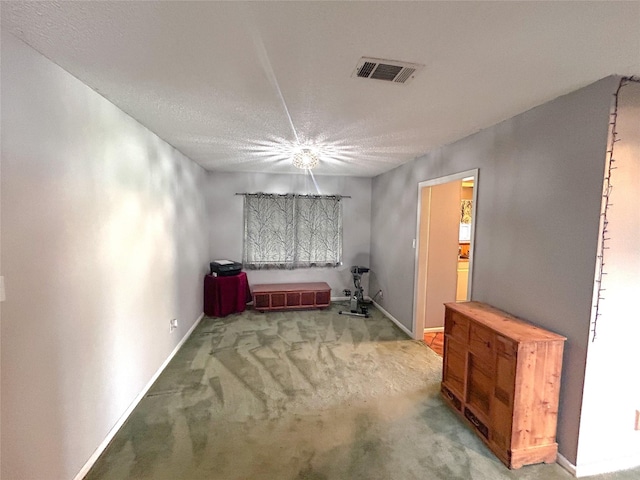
<box><xmin>331</xmin><ymin>296</ymin><xmax>350</xmax><ymax>302</ymax></box>
<box><xmin>423</xmin><ymin>326</ymin><xmax>444</xmax><ymax>333</ymax></box>
<box><xmin>372</xmin><ymin>300</ymin><xmax>414</xmax><ymax>338</ymax></box>
<box><xmin>558</xmin><ymin>452</ymin><xmax>640</xmax><ymax>477</ymax></box>
<box><xmin>73</xmin><ymin>312</ymin><xmax>205</xmax><ymax>480</ymax></box>
<box><xmin>557</xmin><ymin>454</ymin><xmax>577</xmax><ymax>476</ymax></box>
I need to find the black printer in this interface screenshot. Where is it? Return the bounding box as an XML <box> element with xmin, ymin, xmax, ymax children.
<box><xmin>209</xmin><ymin>260</ymin><xmax>243</xmax><ymax>276</ymax></box>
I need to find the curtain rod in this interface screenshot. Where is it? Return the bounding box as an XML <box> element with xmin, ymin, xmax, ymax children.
<box><xmin>235</xmin><ymin>193</ymin><xmax>351</xmax><ymax>198</ymax></box>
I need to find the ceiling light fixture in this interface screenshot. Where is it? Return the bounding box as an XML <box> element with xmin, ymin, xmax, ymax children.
<box><xmin>292</xmin><ymin>148</ymin><xmax>319</xmax><ymax>170</ymax></box>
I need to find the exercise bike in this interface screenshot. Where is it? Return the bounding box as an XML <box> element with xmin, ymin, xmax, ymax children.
<box><xmin>339</xmin><ymin>266</ymin><xmax>370</xmax><ymax>318</ymax></box>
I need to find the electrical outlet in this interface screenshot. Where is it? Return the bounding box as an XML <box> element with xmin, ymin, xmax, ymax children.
<box><xmin>379</xmin><ymin>289</ymin><xmax>383</xmax><ymax>298</ymax></box>
<box><xmin>169</xmin><ymin>318</ymin><xmax>178</xmax><ymax>333</ymax></box>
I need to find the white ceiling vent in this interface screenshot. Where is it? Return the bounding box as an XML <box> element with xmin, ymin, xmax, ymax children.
<box><xmin>352</xmin><ymin>57</ymin><xmax>424</xmax><ymax>84</ymax></box>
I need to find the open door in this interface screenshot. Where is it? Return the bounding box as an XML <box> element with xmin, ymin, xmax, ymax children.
<box><xmin>413</xmin><ymin>170</ymin><xmax>478</xmax><ymax>339</ymax></box>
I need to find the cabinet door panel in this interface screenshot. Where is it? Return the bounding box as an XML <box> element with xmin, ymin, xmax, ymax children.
<box><xmin>494</xmin><ymin>353</ymin><xmax>515</xmax><ymax>406</ymax></box>
<box><xmin>469</xmin><ymin>323</ymin><xmax>494</xmax><ymax>364</ymax></box>
<box><xmin>286</xmin><ymin>292</ymin><xmax>301</xmax><ymax>307</ymax></box>
<box><xmin>315</xmin><ymin>291</ymin><xmax>330</xmax><ymax>305</ymax></box>
<box><xmin>301</xmin><ymin>292</ymin><xmax>315</xmax><ymax>306</ymax></box>
<box><xmin>443</xmin><ymin>337</ymin><xmax>466</xmax><ymax>395</ymax></box>
<box><xmin>492</xmin><ymin>353</ymin><xmax>515</xmax><ymax>452</ymax></box>
<box><xmin>467</xmin><ymin>354</ymin><xmax>492</xmax><ymax>417</ymax></box>
<box><xmin>272</xmin><ymin>293</ymin><xmax>286</xmax><ymax>308</ymax></box>
<box><xmin>255</xmin><ymin>294</ymin><xmax>269</xmax><ymax>309</ymax></box>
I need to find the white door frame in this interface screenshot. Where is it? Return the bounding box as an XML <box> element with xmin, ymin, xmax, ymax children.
<box><xmin>412</xmin><ymin>168</ymin><xmax>479</xmax><ymax>339</ymax></box>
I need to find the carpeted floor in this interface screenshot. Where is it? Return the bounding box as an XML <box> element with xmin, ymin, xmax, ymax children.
<box><xmin>85</xmin><ymin>303</ymin><xmax>640</xmax><ymax>480</ymax></box>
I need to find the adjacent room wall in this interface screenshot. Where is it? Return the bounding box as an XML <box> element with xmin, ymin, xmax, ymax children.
<box><xmin>205</xmin><ymin>171</ymin><xmax>372</xmax><ymax>297</ymax></box>
<box><xmin>370</xmin><ymin>76</ymin><xmax>618</xmax><ymax>465</ymax></box>
<box><xmin>423</xmin><ymin>181</ymin><xmax>461</xmax><ymax>329</ymax></box>
<box><xmin>1</xmin><ymin>33</ymin><xmax>209</xmax><ymax>480</ymax></box>
<box><xmin>577</xmin><ymin>81</ymin><xmax>640</xmax><ymax>473</ymax></box>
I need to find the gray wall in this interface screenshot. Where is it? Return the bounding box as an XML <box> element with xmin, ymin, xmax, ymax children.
<box><xmin>205</xmin><ymin>171</ymin><xmax>372</xmax><ymax>297</ymax></box>
<box><xmin>1</xmin><ymin>33</ymin><xmax>209</xmax><ymax>479</ymax></box>
<box><xmin>371</xmin><ymin>77</ymin><xmax>618</xmax><ymax>464</ymax></box>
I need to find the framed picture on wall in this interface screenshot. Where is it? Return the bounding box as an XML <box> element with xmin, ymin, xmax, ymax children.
<box><xmin>461</xmin><ymin>200</ymin><xmax>473</xmax><ymax>224</ymax></box>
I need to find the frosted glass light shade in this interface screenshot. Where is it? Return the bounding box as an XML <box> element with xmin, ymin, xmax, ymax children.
<box><xmin>292</xmin><ymin>149</ymin><xmax>319</xmax><ymax>169</ymax></box>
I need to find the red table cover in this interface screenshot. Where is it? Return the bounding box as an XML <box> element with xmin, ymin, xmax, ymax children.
<box><xmin>203</xmin><ymin>272</ymin><xmax>251</xmax><ymax>317</ymax></box>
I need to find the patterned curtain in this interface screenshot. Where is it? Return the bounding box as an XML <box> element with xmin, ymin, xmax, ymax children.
<box><xmin>243</xmin><ymin>194</ymin><xmax>343</xmax><ymax>269</ymax></box>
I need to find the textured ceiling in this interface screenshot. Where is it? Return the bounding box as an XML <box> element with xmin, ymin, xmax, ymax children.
<box><xmin>2</xmin><ymin>1</ymin><xmax>639</xmax><ymax>177</ymax></box>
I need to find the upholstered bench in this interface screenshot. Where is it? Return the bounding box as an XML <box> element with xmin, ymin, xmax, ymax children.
<box><xmin>252</xmin><ymin>282</ymin><xmax>331</xmax><ymax>312</ymax></box>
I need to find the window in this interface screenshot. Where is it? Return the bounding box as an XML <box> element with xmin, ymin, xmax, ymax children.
<box><xmin>242</xmin><ymin>193</ymin><xmax>343</xmax><ymax>269</ymax></box>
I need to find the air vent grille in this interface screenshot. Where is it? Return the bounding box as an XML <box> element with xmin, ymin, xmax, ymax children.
<box><xmin>370</xmin><ymin>64</ymin><xmax>403</xmax><ymax>81</ymax></box>
<box><xmin>394</xmin><ymin>67</ymin><xmax>416</xmax><ymax>84</ymax></box>
<box><xmin>353</xmin><ymin>57</ymin><xmax>423</xmax><ymax>85</ymax></box>
<box><xmin>357</xmin><ymin>62</ymin><xmax>376</xmax><ymax>78</ymax></box>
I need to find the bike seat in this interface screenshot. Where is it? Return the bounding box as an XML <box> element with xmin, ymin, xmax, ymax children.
<box><xmin>350</xmin><ymin>266</ymin><xmax>370</xmax><ymax>274</ymax></box>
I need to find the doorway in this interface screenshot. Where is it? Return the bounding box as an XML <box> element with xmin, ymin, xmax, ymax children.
<box><xmin>412</xmin><ymin>169</ymin><xmax>478</xmax><ymax>342</ymax></box>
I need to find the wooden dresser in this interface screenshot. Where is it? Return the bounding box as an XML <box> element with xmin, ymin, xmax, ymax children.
<box><xmin>441</xmin><ymin>302</ymin><xmax>565</xmax><ymax>469</ymax></box>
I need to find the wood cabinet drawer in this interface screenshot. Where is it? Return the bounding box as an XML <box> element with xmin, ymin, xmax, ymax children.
<box><xmin>465</xmin><ymin>407</ymin><xmax>489</xmax><ymax>439</ymax></box>
<box><xmin>441</xmin><ymin>385</ymin><xmax>462</xmax><ymax>412</ymax></box>
<box><xmin>469</xmin><ymin>323</ymin><xmax>494</xmax><ymax>363</ymax></box>
<box><xmin>445</xmin><ymin>311</ymin><xmax>469</xmax><ymax>342</ymax></box>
